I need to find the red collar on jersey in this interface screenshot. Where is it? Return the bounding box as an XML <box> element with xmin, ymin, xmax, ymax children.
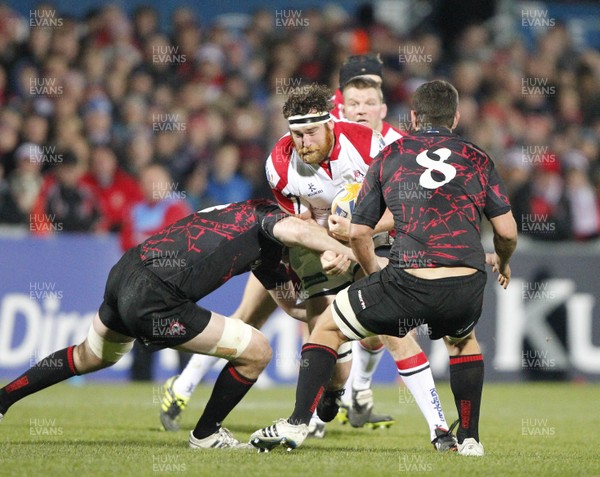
<box><xmin>320</xmin><ymin>159</ymin><xmax>332</xmax><ymax>179</ymax></box>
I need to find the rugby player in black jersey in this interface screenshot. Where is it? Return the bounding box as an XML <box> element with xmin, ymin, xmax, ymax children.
<box><xmin>0</xmin><ymin>199</ymin><xmax>356</xmax><ymax>449</ymax></box>
<box><xmin>251</xmin><ymin>80</ymin><xmax>518</xmax><ymax>456</ymax></box>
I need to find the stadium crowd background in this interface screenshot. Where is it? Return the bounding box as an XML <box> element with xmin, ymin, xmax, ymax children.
<box><xmin>0</xmin><ymin>1</ymin><xmax>599</xmax><ymax>243</ymax></box>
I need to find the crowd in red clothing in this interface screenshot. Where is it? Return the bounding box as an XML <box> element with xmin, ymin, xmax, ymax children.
<box><xmin>0</xmin><ymin>3</ymin><xmax>599</xmax><ymax>243</ymax></box>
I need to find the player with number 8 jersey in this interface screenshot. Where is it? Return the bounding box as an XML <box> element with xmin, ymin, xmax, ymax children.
<box><xmin>250</xmin><ymin>80</ymin><xmax>517</xmax><ymax>456</ymax></box>
<box><xmin>357</xmin><ymin>133</ymin><xmax>510</xmax><ymax>275</ymax></box>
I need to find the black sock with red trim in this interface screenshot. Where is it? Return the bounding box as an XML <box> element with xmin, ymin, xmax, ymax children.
<box><xmin>288</xmin><ymin>343</ymin><xmax>338</xmax><ymax>425</ymax></box>
<box><xmin>193</xmin><ymin>362</ymin><xmax>256</xmax><ymax>439</ymax></box>
<box><xmin>449</xmin><ymin>354</ymin><xmax>484</xmax><ymax>443</ymax></box>
<box><xmin>0</xmin><ymin>346</ymin><xmax>79</xmax><ymax>414</ymax></box>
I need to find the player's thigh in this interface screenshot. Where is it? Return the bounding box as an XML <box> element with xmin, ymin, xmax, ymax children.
<box><xmin>306</xmin><ymin>294</ymin><xmax>335</xmax><ymax>332</ymax></box>
<box><xmin>444</xmin><ymin>330</ymin><xmax>481</xmax><ymax>355</ymax></box>
<box><xmin>91</xmin><ymin>312</ymin><xmax>134</xmax><ymax>342</ymax></box>
<box><xmin>231</xmin><ymin>273</ymin><xmax>277</xmax><ymax>327</ymax></box>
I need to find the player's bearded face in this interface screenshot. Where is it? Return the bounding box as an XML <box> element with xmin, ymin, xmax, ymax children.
<box><xmin>291</xmin><ymin>123</ymin><xmax>334</xmax><ymax>165</ymax></box>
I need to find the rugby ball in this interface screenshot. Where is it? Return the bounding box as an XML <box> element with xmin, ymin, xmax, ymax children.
<box><xmin>331</xmin><ymin>182</ymin><xmax>362</xmax><ymax>218</ymax></box>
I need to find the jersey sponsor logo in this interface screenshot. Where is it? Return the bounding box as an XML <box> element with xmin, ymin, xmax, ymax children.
<box><xmin>306</xmin><ymin>183</ymin><xmax>324</xmax><ymax>197</ymax></box>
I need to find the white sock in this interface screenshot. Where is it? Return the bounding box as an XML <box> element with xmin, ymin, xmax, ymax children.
<box><xmin>351</xmin><ymin>340</ymin><xmax>385</xmax><ymax>393</ymax></box>
<box><xmin>396</xmin><ymin>351</ymin><xmax>448</xmax><ymax>441</ymax></box>
<box><xmin>172</xmin><ymin>354</ymin><xmax>226</xmax><ymax>398</ymax></box>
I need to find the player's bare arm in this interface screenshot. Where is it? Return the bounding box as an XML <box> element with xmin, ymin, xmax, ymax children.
<box><xmin>488</xmin><ymin>211</ymin><xmax>518</xmax><ymax>289</ymax></box>
<box><xmin>319</xmin><ymin>250</ymin><xmax>353</xmax><ymax>276</ymax></box>
<box><xmin>349</xmin><ymin>222</ymin><xmax>380</xmax><ymax>275</ymax></box>
<box><xmin>273</xmin><ymin>216</ymin><xmax>356</xmax><ymax>261</ymax></box>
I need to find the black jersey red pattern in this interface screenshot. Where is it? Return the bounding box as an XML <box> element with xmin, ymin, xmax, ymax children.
<box><xmin>352</xmin><ymin>128</ymin><xmax>511</xmax><ymax>271</ymax></box>
<box><xmin>138</xmin><ymin>199</ymin><xmax>288</xmax><ymax>302</ymax></box>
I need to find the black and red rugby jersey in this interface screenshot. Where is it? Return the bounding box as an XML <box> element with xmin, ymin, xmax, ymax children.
<box><xmin>352</xmin><ymin>128</ymin><xmax>511</xmax><ymax>271</ymax></box>
<box><xmin>137</xmin><ymin>199</ymin><xmax>288</xmax><ymax>301</ymax></box>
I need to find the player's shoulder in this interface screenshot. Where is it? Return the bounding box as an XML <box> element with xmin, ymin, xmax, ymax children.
<box><xmin>457</xmin><ymin>136</ymin><xmax>492</xmax><ymax>160</ymax></box>
<box><xmin>382</xmin><ymin>121</ymin><xmax>405</xmax><ymax>137</ymax></box>
<box><xmin>334</xmin><ymin>119</ymin><xmax>375</xmax><ymax>155</ymax></box>
<box><xmin>267</xmin><ymin>133</ymin><xmax>294</xmax><ymax>171</ymax></box>
<box><xmin>267</xmin><ymin>133</ymin><xmax>295</xmax><ymax>188</ymax></box>
<box><xmin>269</xmin><ymin>133</ymin><xmax>294</xmax><ymax>164</ymax></box>
<box><xmin>334</xmin><ymin>119</ymin><xmax>373</xmax><ymax>141</ymax></box>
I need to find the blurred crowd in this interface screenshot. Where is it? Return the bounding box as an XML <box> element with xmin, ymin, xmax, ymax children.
<box><xmin>0</xmin><ymin>2</ymin><xmax>599</xmax><ymax>243</ymax></box>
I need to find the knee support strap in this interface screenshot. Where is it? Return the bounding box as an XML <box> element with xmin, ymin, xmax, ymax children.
<box><xmin>336</xmin><ymin>341</ymin><xmax>353</xmax><ymax>363</ymax></box>
<box><xmin>209</xmin><ymin>318</ymin><xmax>253</xmax><ymax>359</ymax></box>
<box><xmin>87</xmin><ymin>326</ymin><xmax>134</xmax><ymax>363</ymax></box>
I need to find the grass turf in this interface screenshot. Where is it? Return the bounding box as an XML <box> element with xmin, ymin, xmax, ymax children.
<box><xmin>0</xmin><ymin>381</ymin><xmax>598</xmax><ymax>477</ymax></box>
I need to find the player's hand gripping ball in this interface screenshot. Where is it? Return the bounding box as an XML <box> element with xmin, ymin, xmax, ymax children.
<box><xmin>331</xmin><ymin>182</ymin><xmax>362</xmax><ymax>219</ymax></box>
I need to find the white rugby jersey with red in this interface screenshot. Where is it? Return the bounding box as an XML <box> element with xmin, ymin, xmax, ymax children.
<box><xmin>266</xmin><ymin>120</ymin><xmax>402</xmax><ymax>226</ymax></box>
<box><xmin>380</xmin><ymin>121</ymin><xmax>403</xmax><ymax>147</ymax></box>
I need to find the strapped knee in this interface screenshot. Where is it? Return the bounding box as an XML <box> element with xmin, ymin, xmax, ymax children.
<box><xmin>209</xmin><ymin>318</ymin><xmax>253</xmax><ymax>359</ymax></box>
<box><xmin>87</xmin><ymin>326</ymin><xmax>134</xmax><ymax>363</ymax></box>
<box><xmin>336</xmin><ymin>341</ymin><xmax>353</xmax><ymax>363</ymax></box>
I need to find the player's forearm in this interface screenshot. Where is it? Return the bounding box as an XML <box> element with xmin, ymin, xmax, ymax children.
<box><xmin>349</xmin><ymin>223</ymin><xmax>380</xmax><ymax>274</ymax></box>
<box><xmin>274</xmin><ymin>217</ymin><xmax>356</xmax><ymax>260</ymax></box>
<box><xmin>300</xmin><ymin>220</ymin><xmax>356</xmax><ymax>259</ymax></box>
<box><xmin>490</xmin><ymin>211</ymin><xmax>518</xmax><ymax>266</ymax></box>
<box><xmin>493</xmin><ymin>234</ymin><xmax>516</xmax><ymax>267</ymax></box>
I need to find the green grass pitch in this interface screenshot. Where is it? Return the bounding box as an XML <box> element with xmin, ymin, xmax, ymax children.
<box><xmin>0</xmin><ymin>381</ymin><xmax>598</xmax><ymax>477</ymax></box>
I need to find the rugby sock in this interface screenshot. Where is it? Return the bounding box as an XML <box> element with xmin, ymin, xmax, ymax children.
<box><xmin>192</xmin><ymin>362</ymin><xmax>255</xmax><ymax>439</ymax></box>
<box><xmin>352</xmin><ymin>340</ymin><xmax>385</xmax><ymax>392</ymax></box>
<box><xmin>449</xmin><ymin>354</ymin><xmax>484</xmax><ymax>443</ymax></box>
<box><xmin>173</xmin><ymin>354</ymin><xmax>225</xmax><ymax>399</ymax></box>
<box><xmin>396</xmin><ymin>352</ymin><xmax>448</xmax><ymax>441</ymax></box>
<box><xmin>289</xmin><ymin>343</ymin><xmax>337</xmax><ymax>425</ymax></box>
<box><xmin>0</xmin><ymin>346</ymin><xmax>79</xmax><ymax>414</ymax></box>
